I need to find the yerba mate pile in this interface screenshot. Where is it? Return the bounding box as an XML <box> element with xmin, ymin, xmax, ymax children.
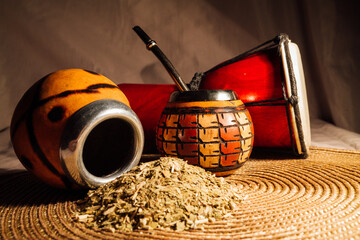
<box><xmin>74</xmin><ymin>157</ymin><xmax>244</xmax><ymax>232</ymax></box>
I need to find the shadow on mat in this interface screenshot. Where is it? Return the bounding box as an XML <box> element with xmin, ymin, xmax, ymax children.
<box><xmin>250</xmin><ymin>147</ymin><xmax>308</xmax><ymax>160</ymax></box>
<box><xmin>0</xmin><ymin>170</ymin><xmax>86</xmax><ymax>207</ymax></box>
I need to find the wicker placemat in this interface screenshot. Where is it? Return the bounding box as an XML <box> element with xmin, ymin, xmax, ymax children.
<box><xmin>1</xmin><ymin>147</ymin><xmax>360</xmax><ymax>239</ymax></box>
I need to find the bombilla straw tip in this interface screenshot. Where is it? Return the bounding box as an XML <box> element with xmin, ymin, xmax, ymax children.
<box><xmin>132</xmin><ymin>26</ymin><xmax>152</xmax><ymax>46</ymax></box>
<box><xmin>132</xmin><ymin>25</ymin><xmax>190</xmax><ymax>92</ymax></box>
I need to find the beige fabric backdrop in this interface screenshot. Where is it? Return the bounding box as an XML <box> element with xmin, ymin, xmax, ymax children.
<box><xmin>1</xmin><ymin>0</ymin><xmax>359</xmax><ymax>136</ymax></box>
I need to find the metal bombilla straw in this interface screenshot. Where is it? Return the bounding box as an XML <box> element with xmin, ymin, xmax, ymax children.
<box><xmin>132</xmin><ymin>28</ymin><xmax>252</xmax><ymax>177</ymax></box>
<box><xmin>132</xmin><ymin>26</ymin><xmax>190</xmax><ymax>92</ymax></box>
<box><xmin>132</xmin><ymin>26</ymin><xmax>237</xmax><ymax>102</ymax></box>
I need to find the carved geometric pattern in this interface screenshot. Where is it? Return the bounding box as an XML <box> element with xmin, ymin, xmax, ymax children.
<box><xmin>156</xmin><ymin>105</ymin><xmax>254</xmax><ymax>175</ymax></box>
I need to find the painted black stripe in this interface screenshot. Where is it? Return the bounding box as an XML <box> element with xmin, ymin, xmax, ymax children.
<box><xmin>12</xmin><ymin>82</ymin><xmax>117</xmax><ymax>132</ymax></box>
<box><xmin>26</xmin><ymin>122</ymin><xmax>58</xmax><ymax>176</ymax></box>
<box><xmin>157</xmin><ymin>124</ymin><xmax>249</xmax><ymax>129</ymax></box>
<box><xmin>37</xmin><ymin>83</ymin><xmax>119</xmax><ymax>107</ymax></box>
<box><xmin>26</xmin><ymin>81</ymin><xmax>60</xmax><ymax>176</ymax></box>
<box><xmin>11</xmin><ymin>76</ymin><xmax>117</xmax><ymax>189</ymax></box>
<box><xmin>158</xmin><ymin>139</ymin><xmax>245</xmax><ymax>144</ymax></box>
<box><xmin>47</xmin><ymin>106</ymin><xmax>65</xmax><ymax>122</ymax></box>
<box><xmin>83</xmin><ymin>69</ymin><xmax>100</xmax><ymax>75</ymax></box>
<box><xmin>87</xmin><ymin>83</ymin><xmax>117</xmax><ymax>90</ymax></box>
<box><xmin>204</xmin><ymin>161</ymin><xmax>247</xmax><ymax>173</ymax></box>
<box><xmin>11</xmin><ymin>74</ymin><xmax>51</xmax><ymax>140</ymax></box>
<box><xmin>24</xmin><ymin>76</ymin><xmax>71</xmax><ymax>188</ymax></box>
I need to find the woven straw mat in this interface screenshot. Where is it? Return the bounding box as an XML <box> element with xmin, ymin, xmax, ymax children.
<box><xmin>1</xmin><ymin>147</ymin><xmax>360</xmax><ymax>239</ymax></box>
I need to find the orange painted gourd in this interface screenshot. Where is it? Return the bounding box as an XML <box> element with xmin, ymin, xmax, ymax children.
<box><xmin>156</xmin><ymin>90</ymin><xmax>254</xmax><ymax>176</ymax></box>
<box><xmin>10</xmin><ymin>69</ymin><xmax>133</xmax><ymax>189</ymax></box>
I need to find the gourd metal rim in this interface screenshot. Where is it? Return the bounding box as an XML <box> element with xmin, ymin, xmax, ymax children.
<box><xmin>60</xmin><ymin>99</ymin><xmax>144</xmax><ymax>188</ymax></box>
<box><xmin>169</xmin><ymin>89</ymin><xmax>238</xmax><ymax>102</ymax></box>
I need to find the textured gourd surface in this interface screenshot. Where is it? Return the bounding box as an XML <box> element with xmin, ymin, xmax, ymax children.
<box><xmin>156</xmin><ymin>99</ymin><xmax>254</xmax><ymax>176</ymax></box>
<box><xmin>10</xmin><ymin>69</ymin><xmax>129</xmax><ymax>189</ymax></box>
